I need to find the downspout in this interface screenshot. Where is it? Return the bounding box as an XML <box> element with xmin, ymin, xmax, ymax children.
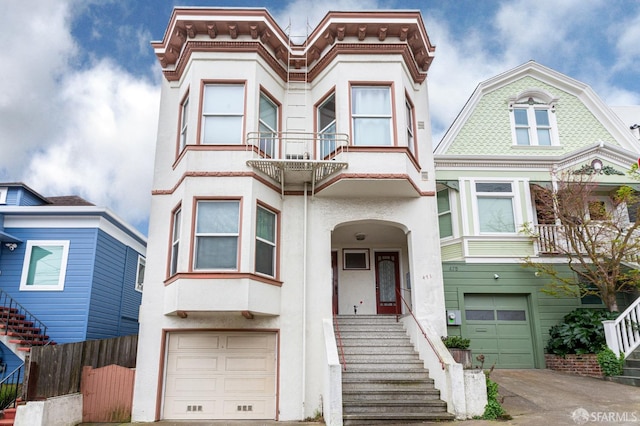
<box><xmin>301</xmin><ymin>182</ymin><xmax>308</xmax><ymax>418</ymax></box>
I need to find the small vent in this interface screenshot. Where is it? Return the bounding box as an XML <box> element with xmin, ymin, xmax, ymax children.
<box><xmin>418</xmin><ymin>121</ymin><xmax>425</xmax><ymax>130</ymax></box>
<box><xmin>186</xmin><ymin>405</ymin><xmax>203</xmax><ymax>412</ymax></box>
<box><xmin>421</xmin><ymin>171</ymin><xmax>429</xmax><ymax>181</ymax></box>
<box><xmin>237</xmin><ymin>405</ymin><xmax>253</xmax><ymax>412</ymax></box>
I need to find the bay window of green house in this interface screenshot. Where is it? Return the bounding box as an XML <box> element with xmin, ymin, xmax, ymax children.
<box><xmin>437</xmin><ymin>188</ymin><xmax>453</xmax><ymax>238</ymax></box>
<box><xmin>475</xmin><ymin>182</ymin><xmax>516</xmax><ymax>233</ymax></box>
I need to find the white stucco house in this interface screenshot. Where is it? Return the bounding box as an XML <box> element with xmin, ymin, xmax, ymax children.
<box><xmin>132</xmin><ymin>7</ymin><xmax>481</xmax><ymax>424</ymax></box>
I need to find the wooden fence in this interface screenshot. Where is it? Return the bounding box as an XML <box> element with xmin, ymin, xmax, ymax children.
<box><xmin>81</xmin><ymin>364</ymin><xmax>135</xmax><ymax>422</ymax></box>
<box><xmin>25</xmin><ymin>334</ymin><xmax>138</xmax><ymax>400</ymax></box>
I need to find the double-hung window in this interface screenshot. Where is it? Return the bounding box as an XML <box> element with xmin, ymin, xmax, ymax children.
<box><xmin>437</xmin><ymin>189</ymin><xmax>453</xmax><ymax>238</ymax></box>
<box><xmin>194</xmin><ymin>200</ymin><xmax>240</xmax><ymax>270</ymax></box>
<box><xmin>475</xmin><ymin>182</ymin><xmax>516</xmax><ymax>233</ymax></box>
<box><xmin>352</xmin><ymin>86</ymin><xmax>392</xmax><ymax>146</ymax></box>
<box><xmin>201</xmin><ymin>83</ymin><xmax>244</xmax><ymax>145</ymax></box>
<box><xmin>169</xmin><ymin>207</ymin><xmax>181</xmax><ymax>276</ymax></box>
<box><xmin>510</xmin><ymin>95</ymin><xmax>557</xmax><ymax>146</ymax></box>
<box><xmin>405</xmin><ymin>97</ymin><xmax>415</xmax><ymax>155</ymax></box>
<box><xmin>255</xmin><ymin>205</ymin><xmax>277</xmax><ymax>277</ymax></box>
<box><xmin>135</xmin><ymin>256</ymin><xmax>146</xmax><ymax>292</ymax></box>
<box><xmin>179</xmin><ymin>95</ymin><xmax>189</xmax><ymax>151</ymax></box>
<box><xmin>258</xmin><ymin>93</ymin><xmax>278</xmax><ymax>157</ymax></box>
<box><xmin>20</xmin><ymin>240</ymin><xmax>70</xmax><ymax>291</ymax></box>
<box><xmin>318</xmin><ymin>93</ymin><xmax>336</xmax><ymax>158</ymax></box>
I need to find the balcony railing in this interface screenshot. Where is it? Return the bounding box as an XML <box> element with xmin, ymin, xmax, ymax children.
<box><xmin>246</xmin><ymin>131</ymin><xmax>349</xmax><ymax>161</ymax></box>
<box><xmin>603</xmin><ymin>295</ymin><xmax>640</xmax><ymax>358</ymax></box>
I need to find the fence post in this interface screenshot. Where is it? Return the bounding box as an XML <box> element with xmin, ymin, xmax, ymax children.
<box><xmin>602</xmin><ymin>320</ymin><xmax>619</xmax><ymax>354</ymax></box>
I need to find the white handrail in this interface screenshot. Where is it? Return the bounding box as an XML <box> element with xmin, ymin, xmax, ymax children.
<box><xmin>603</xmin><ymin>295</ymin><xmax>640</xmax><ymax>358</ymax></box>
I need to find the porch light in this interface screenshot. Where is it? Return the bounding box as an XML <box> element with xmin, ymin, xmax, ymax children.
<box><xmin>355</xmin><ymin>232</ymin><xmax>366</xmax><ymax>241</ymax></box>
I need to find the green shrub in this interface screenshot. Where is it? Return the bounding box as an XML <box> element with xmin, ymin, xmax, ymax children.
<box><xmin>597</xmin><ymin>347</ymin><xmax>624</xmax><ymax>376</ymax></box>
<box><xmin>0</xmin><ymin>383</ymin><xmax>20</xmax><ymax>410</ymax></box>
<box><xmin>441</xmin><ymin>335</ymin><xmax>470</xmax><ymax>349</ymax></box>
<box><xmin>546</xmin><ymin>308</ymin><xmax>618</xmax><ymax>356</ymax></box>
<box><xmin>481</xmin><ymin>375</ymin><xmax>505</xmax><ymax>420</ymax></box>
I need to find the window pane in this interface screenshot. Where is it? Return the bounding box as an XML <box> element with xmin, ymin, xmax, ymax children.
<box><xmin>195</xmin><ymin>236</ymin><xmax>238</xmax><ymax>269</ymax></box>
<box><xmin>516</xmin><ymin>128</ymin><xmax>530</xmax><ymax>145</ymax></box>
<box><xmin>478</xmin><ymin>197</ymin><xmax>515</xmax><ymax>232</ymax></box>
<box><xmin>319</xmin><ymin>95</ymin><xmax>336</xmax><ymax>131</ymax></box>
<box><xmin>514</xmin><ymin>109</ymin><xmax>528</xmax><ymax>126</ymax></box>
<box><xmin>197</xmin><ymin>201</ymin><xmax>239</xmax><ymax>233</ymax></box>
<box><xmin>352</xmin><ymin>87</ymin><xmax>390</xmax><ymax>114</ymax></box>
<box><xmin>344</xmin><ymin>252</ymin><xmax>368</xmax><ymax>269</ymax></box>
<box><xmin>259</xmin><ymin>94</ymin><xmax>277</xmax><ymax>131</ymax></box>
<box><xmin>170</xmin><ymin>242</ymin><xmax>179</xmax><ymax>275</ymax></box>
<box><xmin>203</xmin><ymin>85</ymin><xmax>244</xmax><ymax>114</ymax></box>
<box><xmin>27</xmin><ymin>245</ymin><xmax>63</xmax><ymax>286</ymax></box>
<box><xmin>535</xmin><ymin>109</ymin><xmax>549</xmax><ymax>126</ymax></box>
<box><xmin>353</xmin><ymin>118</ymin><xmax>391</xmax><ymax>145</ymax></box>
<box><xmin>439</xmin><ymin>212</ymin><xmax>453</xmax><ymax>238</ymax></box>
<box><xmin>437</xmin><ymin>189</ymin><xmax>450</xmax><ymax>212</ymax></box>
<box><xmin>497</xmin><ymin>310</ymin><xmax>526</xmax><ymax>321</ymax></box>
<box><xmin>202</xmin><ymin>116</ymin><xmax>242</xmax><ymax>144</ymax></box>
<box><xmin>255</xmin><ymin>240</ymin><xmax>275</xmax><ymax>276</ymax></box>
<box><xmin>466</xmin><ymin>310</ymin><xmax>495</xmax><ymax>320</ymax></box>
<box><xmin>537</xmin><ymin>128</ymin><xmax>551</xmax><ymax>146</ymax></box>
<box><xmin>257</xmin><ymin>207</ymin><xmax>275</xmax><ymax>242</ymax></box>
<box><xmin>476</xmin><ymin>182</ymin><xmax>512</xmax><ymax>193</ymax></box>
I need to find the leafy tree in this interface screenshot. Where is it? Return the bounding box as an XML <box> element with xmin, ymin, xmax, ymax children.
<box><xmin>521</xmin><ymin>170</ymin><xmax>640</xmax><ymax>312</ymax></box>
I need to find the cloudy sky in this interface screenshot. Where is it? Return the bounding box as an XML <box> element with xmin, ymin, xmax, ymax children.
<box><xmin>1</xmin><ymin>0</ymin><xmax>639</xmax><ymax>234</ymax></box>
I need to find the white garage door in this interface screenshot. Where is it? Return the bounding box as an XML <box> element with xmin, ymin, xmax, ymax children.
<box><xmin>163</xmin><ymin>331</ymin><xmax>277</xmax><ymax>420</ymax></box>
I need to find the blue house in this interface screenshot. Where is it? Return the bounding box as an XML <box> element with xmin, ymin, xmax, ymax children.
<box><xmin>0</xmin><ymin>183</ymin><xmax>146</xmax><ymax>377</ymax></box>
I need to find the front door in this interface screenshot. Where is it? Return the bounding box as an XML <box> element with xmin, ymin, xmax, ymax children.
<box><xmin>375</xmin><ymin>252</ymin><xmax>400</xmax><ymax>314</ymax></box>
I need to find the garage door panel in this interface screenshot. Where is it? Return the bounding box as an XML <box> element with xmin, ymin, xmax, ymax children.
<box><xmin>497</xmin><ymin>353</ymin><xmax>534</xmax><ymax>368</ymax></box>
<box><xmin>468</xmin><ymin>324</ymin><xmax>498</xmax><ymax>337</ymax></box>
<box><xmin>164</xmin><ymin>332</ymin><xmax>277</xmax><ymax>420</ymax></box>
<box><xmin>171</xmin><ymin>334</ymin><xmax>221</xmax><ymax>350</ymax></box>
<box><xmin>225</xmin><ymin>355</ymin><xmax>275</xmax><ymax>372</ymax></box>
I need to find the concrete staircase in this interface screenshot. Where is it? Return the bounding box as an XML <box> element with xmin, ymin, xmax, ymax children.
<box><xmin>608</xmin><ymin>347</ymin><xmax>640</xmax><ymax>387</ymax></box>
<box><xmin>335</xmin><ymin>315</ymin><xmax>454</xmax><ymax>425</ymax></box>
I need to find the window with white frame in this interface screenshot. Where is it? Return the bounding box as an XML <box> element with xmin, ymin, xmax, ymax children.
<box><xmin>509</xmin><ymin>96</ymin><xmax>557</xmax><ymax>146</ymax></box>
<box><xmin>135</xmin><ymin>256</ymin><xmax>145</xmax><ymax>292</ymax></box>
<box><xmin>170</xmin><ymin>207</ymin><xmax>181</xmax><ymax>276</ymax></box>
<box><xmin>405</xmin><ymin>97</ymin><xmax>415</xmax><ymax>155</ymax></box>
<box><xmin>201</xmin><ymin>83</ymin><xmax>245</xmax><ymax>145</ymax></box>
<box><xmin>0</xmin><ymin>187</ymin><xmax>7</xmax><ymax>204</ymax></box>
<box><xmin>352</xmin><ymin>86</ymin><xmax>392</xmax><ymax>146</ymax></box>
<box><xmin>179</xmin><ymin>95</ymin><xmax>189</xmax><ymax>152</ymax></box>
<box><xmin>258</xmin><ymin>93</ymin><xmax>278</xmax><ymax>157</ymax></box>
<box><xmin>20</xmin><ymin>240</ymin><xmax>70</xmax><ymax>291</ymax></box>
<box><xmin>255</xmin><ymin>205</ymin><xmax>277</xmax><ymax>277</ymax></box>
<box><xmin>318</xmin><ymin>93</ymin><xmax>336</xmax><ymax>158</ymax></box>
<box><xmin>437</xmin><ymin>188</ymin><xmax>453</xmax><ymax>238</ymax></box>
<box><xmin>194</xmin><ymin>200</ymin><xmax>240</xmax><ymax>270</ymax></box>
<box><xmin>475</xmin><ymin>182</ymin><xmax>516</xmax><ymax>233</ymax></box>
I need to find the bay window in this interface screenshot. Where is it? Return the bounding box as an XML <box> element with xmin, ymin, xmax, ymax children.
<box><xmin>352</xmin><ymin>86</ymin><xmax>392</xmax><ymax>146</ymax></box>
<box><xmin>201</xmin><ymin>83</ymin><xmax>245</xmax><ymax>145</ymax></box>
<box><xmin>255</xmin><ymin>205</ymin><xmax>277</xmax><ymax>277</ymax></box>
<box><xmin>169</xmin><ymin>207</ymin><xmax>181</xmax><ymax>276</ymax></box>
<box><xmin>194</xmin><ymin>200</ymin><xmax>240</xmax><ymax>270</ymax></box>
<box><xmin>318</xmin><ymin>93</ymin><xmax>336</xmax><ymax>158</ymax></box>
<box><xmin>475</xmin><ymin>182</ymin><xmax>516</xmax><ymax>233</ymax></box>
<box><xmin>258</xmin><ymin>92</ymin><xmax>278</xmax><ymax>157</ymax></box>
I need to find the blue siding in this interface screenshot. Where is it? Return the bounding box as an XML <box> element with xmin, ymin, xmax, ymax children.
<box><xmin>0</xmin><ymin>228</ymin><xmax>96</xmax><ymax>344</ymax></box>
<box><xmin>5</xmin><ymin>187</ymin><xmax>46</xmax><ymax>207</ymax></box>
<box><xmin>86</xmin><ymin>230</ymin><xmax>142</xmax><ymax>339</ymax></box>
<box><xmin>0</xmin><ymin>347</ymin><xmax>23</xmax><ymax>381</ymax></box>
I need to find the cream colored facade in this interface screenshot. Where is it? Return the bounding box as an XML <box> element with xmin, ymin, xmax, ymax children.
<box><xmin>132</xmin><ymin>8</ymin><xmax>448</xmax><ymax>422</ymax></box>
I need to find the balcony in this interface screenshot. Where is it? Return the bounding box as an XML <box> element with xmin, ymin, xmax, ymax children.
<box><xmin>246</xmin><ymin>132</ymin><xmax>349</xmax><ymax>195</ymax></box>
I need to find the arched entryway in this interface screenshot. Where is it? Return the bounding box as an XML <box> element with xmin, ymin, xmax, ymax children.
<box><xmin>331</xmin><ymin>220</ymin><xmax>410</xmax><ymax>315</ymax></box>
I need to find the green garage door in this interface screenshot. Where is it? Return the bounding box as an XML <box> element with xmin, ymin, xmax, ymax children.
<box><xmin>464</xmin><ymin>294</ymin><xmax>535</xmax><ymax>368</ymax></box>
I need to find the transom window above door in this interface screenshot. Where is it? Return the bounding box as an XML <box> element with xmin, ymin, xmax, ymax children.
<box><xmin>351</xmin><ymin>86</ymin><xmax>392</xmax><ymax>146</ymax></box>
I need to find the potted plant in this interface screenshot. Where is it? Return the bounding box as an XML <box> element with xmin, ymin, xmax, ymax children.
<box><xmin>442</xmin><ymin>336</ymin><xmax>472</xmax><ymax>368</ymax></box>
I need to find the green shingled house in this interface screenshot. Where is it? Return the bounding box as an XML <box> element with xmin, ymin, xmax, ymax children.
<box><xmin>434</xmin><ymin>61</ymin><xmax>640</xmax><ymax>368</ymax></box>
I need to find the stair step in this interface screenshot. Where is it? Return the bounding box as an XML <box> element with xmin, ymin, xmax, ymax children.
<box><xmin>606</xmin><ymin>376</ymin><xmax>640</xmax><ymax>387</ymax></box>
<box><xmin>8</xmin><ymin>339</ymin><xmax>50</xmax><ymax>346</ymax></box>
<box><xmin>625</xmin><ymin>359</ymin><xmax>640</xmax><ymax>368</ymax></box>
<box><xmin>343</xmin><ymin>371</ymin><xmax>431</xmax><ymax>381</ymax></box>
<box><xmin>622</xmin><ymin>367</ymin><xmax>640</xmax><ymax>377</ymax></box>
<box><xmin>343</xmin><ymin>389</ymin><xmax>442</xmax><ymax>402</ymax></box>
<box><xmin>343</xmin><ymin>400</ymin><xmax>448</xmax><ymax>414</ymax></box>
<box><xmin>343</xmin><ymin>354</ymin><xmax>421</xmax><ymax>363</ymax></box>
<box><xmin>343</xmin><ymin>412</ymin><xmax>455</xmax><ymax>426</ymax></box>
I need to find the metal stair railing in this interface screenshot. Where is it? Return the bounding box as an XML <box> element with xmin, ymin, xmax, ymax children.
<box><xmin>0</xmin><ymin>289</ymin><xmax>50</xmax><ymax>347</ymax></box>
<box><xmin>0</xmin><ymin>363</ymin><xmax>23</xmax><ymax>411</ymax></box>
<box><xmin>603</xmin><ymin>295</ymin><xmax>640</xmax><ymax>358</ymax></box>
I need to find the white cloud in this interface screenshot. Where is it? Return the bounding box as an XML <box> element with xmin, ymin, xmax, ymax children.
<box><xmin>0</xmin><ymin>1</ymin><xmax>159</xmax><ymax>232</ymax></box>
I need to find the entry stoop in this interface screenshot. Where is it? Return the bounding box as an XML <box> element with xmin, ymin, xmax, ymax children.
<box><xmin>335</xmin><ymin>315</ymin><xmax>454</xmax><ymax>425</ymax></box>
<box><xmin>607</xmin><ymin>347</ymin><xmax>640</xmax><ymax>387</ymax></box>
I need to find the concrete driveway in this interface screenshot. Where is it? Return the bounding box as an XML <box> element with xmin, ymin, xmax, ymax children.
<box><xmin>81</xmin><ymin>369</ymin><xmax>640</xmax><ymax>426</ymax></box>
<box><xmin>464</xmin><ymin>369</ymin><xmax>640</xmax><ymax>425</ymax></box>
